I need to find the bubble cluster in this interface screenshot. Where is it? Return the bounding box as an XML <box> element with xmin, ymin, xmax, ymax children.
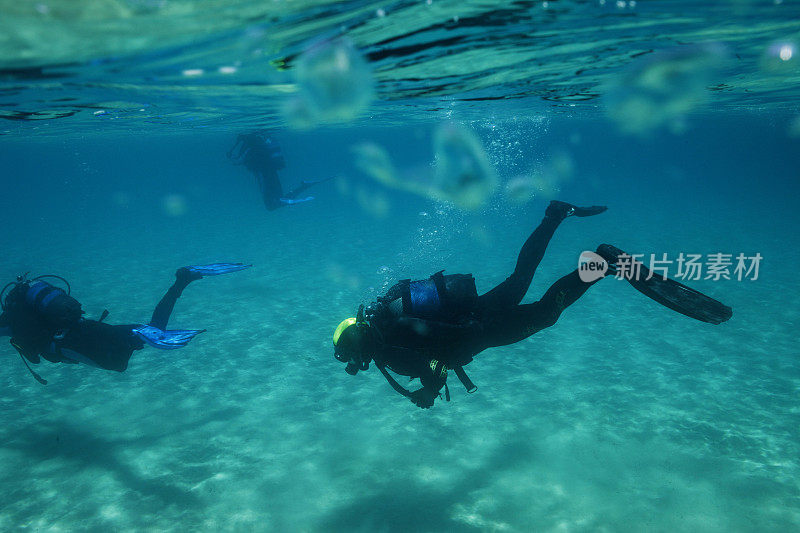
<box><xmin>351</xmin><ymin>142</ymin><xmax>396</xmax><ymax>186</ymax></box>
<box><xmin>334</xmin><ymin>173</ymin><xmax>392</xmax><ymax>218</ymax></box>
<box><xmin>285</xmin><ymin>37</ymin><xmax>374</xmax><ymax>128</ymax></box>
<box><xmin>351</xmin><ymin>124</ymin><xmax>497</xmax><ymax>211</ymax></box>
<box><xmin>605</xmin><ymin>44</ymin><xmax>731</xmax><ymax>134</ymax></box>
<box><xmin>505</xmin><ymin>176</ymin><xmax>537</xmax><ymax>204</ymax></box>
<box><xmin>355</xmin><ymin>187</ymin><xmax>391</xmax><ymax>218</ymax></box>
<box><xmin>504</xmin><ymin>151</ymin><xmax>574</xmax><ymax>204</ymax></box>
<box><xmin>431</xmin><ymin>123</ymin><xmax>497</xmax><ymax>210</ymax></box>
<box><xmin>477</xmin><ymin>116</ymin><xmax>549</xmax><ymax>180</ymax></box>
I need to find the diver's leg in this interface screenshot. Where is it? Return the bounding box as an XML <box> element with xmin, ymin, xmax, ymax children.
<box><xmin>477</xmin><ymin>209</ymin><xmax>561</xmax><ymax>310</ymax></box>
<box><xmin>259</xmin><ymin>171</ymin><xmax>285</xmax><ymax>210</ymax></box>
<box><xmin>478</xmin><ymin>201</ymin><xmax>606</xmax><ymax>310</ymax></box>
<box><xmin>57</xmin><ymin>322</ymin><xmax>143</xmax><ymax>372</ymax></box>
<box><xmin>148</xmin><ymin>269</ymin><xmax>201</xmax><ymax>330</ymax></box>
<box><xmin>481</xmin><ymin>269</ymin><xmax>600</xmax><ymax>348</ymax></box>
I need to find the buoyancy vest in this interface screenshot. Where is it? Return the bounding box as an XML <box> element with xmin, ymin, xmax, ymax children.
<box><xmin>2</xmin><ymin>276</ymin><xmax>84</xmax><ymax>385</ymax></box>
<box><xmin>373</xmin><ymin>271</ymin><xmax>480</xmax><ymax>398</ymax></box>
<box><xmin>16</xmin><ymin>280</ymin><xmax>83</xmax><ymax>330</ymax></box>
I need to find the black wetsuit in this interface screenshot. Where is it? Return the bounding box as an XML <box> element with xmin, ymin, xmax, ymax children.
<box><xmin>0</xmin><ymin>275</ymin><xmax>192</xmax><ymax>373</ymax></box>
<box><xmin>366</xmin><ymin>211</ymin><xmax>599</xmax><ymax>403</ymax></box>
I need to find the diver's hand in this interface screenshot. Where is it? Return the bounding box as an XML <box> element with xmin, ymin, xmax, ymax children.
<box><xmin>409</xmin><ymin>388</ymin><xmax>436</xmax><ymax>409</ymax></box>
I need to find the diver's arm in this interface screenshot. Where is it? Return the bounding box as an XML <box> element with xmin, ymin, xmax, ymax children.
<box><xmin>408</xmin><ymin>358</ymin><xmax>447</xmax><ymax>409</ymax></box>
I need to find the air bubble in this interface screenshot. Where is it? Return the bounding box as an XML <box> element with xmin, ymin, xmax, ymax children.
<box><xmin>286</xmin><ymin>37</ymin><xmax>374</xmax><ymax>128</ymax></box>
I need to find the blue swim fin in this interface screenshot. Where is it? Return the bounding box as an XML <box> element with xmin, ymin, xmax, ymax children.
<box><xmin>279</xmin><ymin>196</ymin><xmax>314</xmax><ymax>205</ymax></box>
<box><xmin>185</xmin><ymin>263</ymin><xmax>252</xmax><ymax>276</ymax></box>
<box><xmin>133</xmin><ymin>325</ymin><xmax>205</xmax><ymax>350</ymax></box>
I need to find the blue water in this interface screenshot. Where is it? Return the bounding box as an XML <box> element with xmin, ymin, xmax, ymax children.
<box><xmin>1</xmin><ymin>115</ymin><xmax>798</xmax><ymax>531</ymax></box>
<box><xmin>2</xmin><ymin>1</ymin><xmax>800</xmax><ymax>530</ymax></box>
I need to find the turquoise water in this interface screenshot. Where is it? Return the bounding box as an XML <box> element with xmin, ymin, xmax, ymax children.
<box><xmin>2</xmin><ymin>1</ymin><xmax>800</xmax><ymax>531</ymax></box>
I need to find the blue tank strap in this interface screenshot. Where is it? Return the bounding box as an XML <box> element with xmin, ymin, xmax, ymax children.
<box><xmin>39</xmin><ymin>289</ymin><xmax>62</xmax><ymax>309</ymax></box>
<box><xmin>408</xmin><ymin>278</ymin><xmax>441</xmax><ymax>319</ymax></box>
<box><xmin>25</xmin><ymin>281</ymin><xmax>48</xmax><ymax>306</ymax></box>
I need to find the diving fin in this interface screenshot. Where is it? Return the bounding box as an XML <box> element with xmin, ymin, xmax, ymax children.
<box><xmin>132</xmin><ymin>325</ymin><xmax>205</xmax><ymax>350</ymax></box>
<box><xmin>597</xmin><ymin>244</ymin><xmax>733</xmax><ymax>325</ymax></box>
<box><xmin>547</xmin><ymin>200</ymin><xmax>608</xmax><ymax>220</ymax></box>
<box><xmin>279</xmin><ymin>196</ymin><xmax>314</xmax><ymax>205</ymax></box>
<box><xmin>184</xmin><ymin>263</ymin><xmax>252</xmax><ymax>276</ymax></box>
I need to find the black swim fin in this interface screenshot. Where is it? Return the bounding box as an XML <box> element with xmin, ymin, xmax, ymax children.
<box><xmin>597</xmin><ymin>244</ymin><xmax>733</xmax><ymax>325</ymax></box>
<box><xmin>547</xmin><ymin>200</ymin><xmax>608</xmax><ymax>220</ymax></box>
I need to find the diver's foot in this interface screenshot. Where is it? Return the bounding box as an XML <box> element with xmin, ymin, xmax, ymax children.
<box><xmin>573</xmin><ymin>204</ymin><xmax>608</xmax><ymax>217</ymax></box>
<box><xmin>595</xmin><ymin>244</ymin><xmax>627</xmax><ymax>275</ymax></box>
<box><xmin>596</xmin><ymin>243</ymin><xmax>625</xmax><ymax>263</ymax></box>
<box><xmin>279</xmin><ymin>196</ymin><xmax>314</xmax><ymax>205</ymax></box>
<box><xmin>546</xmin><ymin>200</ymin><xmax>607</xmax><ymax>220</ymax></box>
<box><xmin>128</xmin><ymin>331</ymin><xmax>146</xmax><ymax>350</ymax></box>
<box><xmin>175</xmin><ymin>267</ymin><xmax>203</xmax><ymax>285</ymax></box>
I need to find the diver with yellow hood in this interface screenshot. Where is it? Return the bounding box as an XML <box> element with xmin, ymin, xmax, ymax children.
<box><xmin>332</xmin><ymin>201</ymin><xmax>732</xmax><ymax>409</ymax></box>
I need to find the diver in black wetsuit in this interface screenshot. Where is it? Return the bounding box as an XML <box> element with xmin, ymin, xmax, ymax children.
<box><xmin>332</xmin><ymin>201</ymin><xmax>733</xmax><ymax>409</ymax></box>
<box><xmin>0</xmin><ymin>263</ymin><xmax>250</xmax><ymax>383</ymax></box>
<box><xmin>227</xmin><ymin>132</ymin><xmax>331</xmax><ymax>211</ymax></box>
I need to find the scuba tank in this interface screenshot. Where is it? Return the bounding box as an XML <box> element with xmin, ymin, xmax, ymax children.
<box><xmin>366</xmin><ymin>271</ymin><xmax>481</xmax><ymax>399</ymax></box>
<box><xmin>404</xmin><ymin>271</ymin><xmax>478</xmax><ymax>323</ymax></box>
<box><xmin>1</xmin><ymin>274</ymin><xmax>83</xmax><ymax>330</ymax></box>
<box><xmin>1</xmin><ymin>274</ymin><xmax>83</xmax><ymax>386</ymax></box>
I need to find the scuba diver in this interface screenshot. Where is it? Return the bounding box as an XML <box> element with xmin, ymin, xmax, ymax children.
<box><xmin>227</xmin><ymin>131</ymin><xmax>331</xmax><ymax>211</ymax></box>
<box><xmin>332</xmin><ymin>201</ymin><xmax>733</xmax><ymax>409</ymax></box>
<box><xmin>0</xmin><ymin>263</ymin><xmax>251</xmax><ymax>384</ymax></box>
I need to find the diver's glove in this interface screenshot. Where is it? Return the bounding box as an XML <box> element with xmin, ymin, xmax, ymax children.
<box><xmin>409</xmin><ymin>387</ymin><xmax>437</xmax><ymax>409</ymax></box>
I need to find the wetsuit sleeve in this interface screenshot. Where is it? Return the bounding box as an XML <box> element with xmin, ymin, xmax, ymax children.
<box><xmin>406</xmin><ymin>357</ymin><xmax>447</xmax><ymax>409</ymax></box>
<box><xmin>420</xmin><ymin>358</ymin><xmax>448</xmax><ymax>391</ymax></box>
